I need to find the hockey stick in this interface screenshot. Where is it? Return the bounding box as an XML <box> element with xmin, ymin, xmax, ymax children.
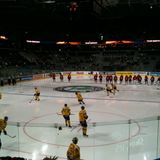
<box><xmin>71</xmin><ymin>124</ymin><xmax>81</xmax><ymax>132</ymax></box>
<box><xmin>71</xmin><ymin>119</ymin><xmax>91</xmax><ymax>132</ymax></box>
<box><xmin>56</xmin><ymin>113</ymin><xmax>75</xmax><ymax>115</ymax></box>
<box><xmin>29</xmin><ymin>96</ymin><xmax>35</xmax><ymax>103</ymax></box>
<box><xmin>7</xmin><ymin>134</ymin><xmax>16</xmax><ymax>138</ymax></box>
<box><xmin>77</xmin><ymin>119</ymin><xmax>91</xmax><ymax>132</ymax></box>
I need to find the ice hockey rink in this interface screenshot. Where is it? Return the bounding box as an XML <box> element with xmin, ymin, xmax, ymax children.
<box><xmin>0</xmin><ymin>75</ymin><xmax>160</xmax><ymax>160</ymax></box>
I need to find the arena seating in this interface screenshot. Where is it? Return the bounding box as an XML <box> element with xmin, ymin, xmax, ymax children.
<box><xmin>0</xmin><ymin>42</ymin><xmax>160</xmax><ymax>77</ymax></box>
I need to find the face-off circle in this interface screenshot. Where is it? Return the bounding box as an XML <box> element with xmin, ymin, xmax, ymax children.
<box><xmin>54</xmin><ymin>85</ymin><xmax>104</xmax><ymax>93</ymax></box>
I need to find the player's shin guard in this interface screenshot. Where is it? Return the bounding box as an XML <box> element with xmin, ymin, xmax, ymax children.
<box><xmin>65</xmin><ymin>120</ymin><xmax>68</xmax><ymax>126</ymax></box>
<box><xmin>83</xmin><ymin>127</ymin><xmax>88</xmax><ymax>136</ymax></box>
<box><xmin>82</xmin><ymin>128</ymin><xmax>85</xmax><ymax>135</ymax></box>
<box><xmin>68</xmin><ymin>120</ymin><xmax>71</xmax><ymax>127</ymax></box>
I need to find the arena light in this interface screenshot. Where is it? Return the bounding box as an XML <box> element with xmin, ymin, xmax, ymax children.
<box><xmin>69</xmin><ymin>2</ymin><xmax>78</xmax><ymax>12</ymax></box>
<box><xmin>69</xmin><ymin>42</ymin><xmax>81</xmax><ymax>45</ymax></box>
<box><xmin>0</xmin><ymin>36</ymin><xmax>8</xmax><ymax>40</ymax></box>
<box><xmin>146</xmin><ymin>40</ymin><xmax>160</xmax><ymax>43</ymax></box>
<box><xmin>121</xmin><ymin>40</ymin><xmax>134</xmax><ymax>44</ymax></box>
<box><xmin>39</xmin><ymin>0</ymin><xmax>55</xmax><ymax>4</ymax></box>
<box><xmin>105</xmin><ymin>40</ymin><xmax>134</xmax><ymax>44</ymax></box>
<box><xmin>105</xmin><ymin>41</ymin><xmax>118</xmax><ymax>44</ymax></box>
<box><xmin>85</xmin><ymin>41</ymin><xmax>98</xmax><ymax>44</ymax></box>
<box><xmin>56</xmin><ymin>41</ymin><xmax>66</xmax><ymax>44</ymax></box>
<box><xmin>26</xmin><ymin>40</ymin><xmax>40</xmax><ymax>43</ymax></box>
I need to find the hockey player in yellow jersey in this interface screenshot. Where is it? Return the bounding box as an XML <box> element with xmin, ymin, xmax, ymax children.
<box><xmin>67</xmin><ymin>137</ymin><xmax>80</xmax><ymax>160</ymax></box>
<box><xmin>34</xmin><ymin>87</ymin><xmax>40</xmax><ymax>101</ymax></box>
<box><xmin>79</xmin><ymin>106</ymin><xmax>88</xmax><ymax>137</ymax></box>
<box><xmin>61</xmin><ymin>104</ymin><xmax>72</xmax><ymax>127</ymax></box>
<box><xmin>111</xmin><ymin>83</ymin><xmax>119</xmax><ymax>95</ymax></box>
<box><xmin>75</xmin><ymin>91</ymin><xmax>85</xmax><ymax>104</ymax></box>
<box><xmin>0</xmin><ymin>116</ymin><xmax>8</xmax><ymax>149</ymax></box>
<box><xmin>105</xmin><ymin>84</ymin><xmax>113</xmax><ymax>96</ymax></box>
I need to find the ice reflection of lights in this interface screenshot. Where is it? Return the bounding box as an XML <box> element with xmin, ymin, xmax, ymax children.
<box><xmin>143</xmin><ymin>154</ymin><xmax>147</xmax><ymax>160</ymax></box>
<box><xmin>41</xmin><ymin>144</ymin><xmax>48</xmax><ymax>154</ymax></box>
<box><xmin>32</xmin><ymin>151</ymin><xmax>38</xmax><ymax>160</ymax></box>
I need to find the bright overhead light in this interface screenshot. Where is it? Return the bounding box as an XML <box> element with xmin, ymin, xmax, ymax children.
<box><xmin>40</xmin><ymin>0</ymin><xmax>55</xmax><ymax>4</ymax></box>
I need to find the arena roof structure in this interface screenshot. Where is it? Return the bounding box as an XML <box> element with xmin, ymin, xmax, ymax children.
<box><xmin>0</xmin><ymin>0</ymin><xmax>160</xmax><ymax>40</ymax></box>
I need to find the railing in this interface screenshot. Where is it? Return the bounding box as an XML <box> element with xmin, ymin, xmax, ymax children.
<box><xmin>1</xmin><ymin>116</ymin><xmax>160</xmax><ymax>160</ymax></box>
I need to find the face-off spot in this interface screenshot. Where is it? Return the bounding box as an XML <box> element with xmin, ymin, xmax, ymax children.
<box><xmin>54</xmin><ymin>85</ymin><xmax>104</xmax><ymax>93</ymax></box>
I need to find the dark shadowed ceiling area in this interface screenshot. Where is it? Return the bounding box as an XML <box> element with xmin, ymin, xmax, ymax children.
<box><xmin>0</xmin><ymin>0</ymin><xmax>160</xmax><ymax>40</ymax></box>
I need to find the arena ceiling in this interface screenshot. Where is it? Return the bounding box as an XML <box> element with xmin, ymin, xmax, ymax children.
<box><xmin>0</xmin><ymin>0</ymin><xmax>160</xmax><ymax>40</ymax></box>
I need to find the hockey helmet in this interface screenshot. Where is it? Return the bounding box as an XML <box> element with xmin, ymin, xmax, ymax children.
<box><xmin>72</xmin><ymin>137</ymin><xmax>78</xmax><ymax>144</ymax></box>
